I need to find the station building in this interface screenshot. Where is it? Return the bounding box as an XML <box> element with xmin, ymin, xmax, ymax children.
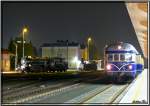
<box><xmin>40</xmin><ymin>40</ymin><xmax>87</xmax><ymax>69</ymax></box>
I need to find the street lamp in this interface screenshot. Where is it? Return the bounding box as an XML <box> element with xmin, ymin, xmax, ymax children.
<box><xmin>22</xmin><ymin>27</ymin><xmax>28</xmax><ymax>59</ymax></box>
<box><xmin>14</xmin><ymin>41</ymin><xmax>22</xmax><ymax>71</ymax></box>
<box><xmin>87</xmin><ymin>37</ymin><xmax>91</xmax><ymax>61</ymax></box>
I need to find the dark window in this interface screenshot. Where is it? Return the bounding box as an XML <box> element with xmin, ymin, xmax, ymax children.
<box><xmin>120</xmin><ymin>54</ymin><xmax>125</xmax><ymax>61</ymax></box>
<box><xmin>114</xmin><ymin>54</ymin><xmax>119</xmax><ymax>61</ymax></box>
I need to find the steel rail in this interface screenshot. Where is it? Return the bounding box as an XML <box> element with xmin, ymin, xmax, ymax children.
<box><xmin>10</xmin><ymin>79</ymin><xmax>98</xmax><ymax>103</ymax></box>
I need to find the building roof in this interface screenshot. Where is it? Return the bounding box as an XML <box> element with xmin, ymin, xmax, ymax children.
<box><xmin>1</xmin><ymin>49</ymin><xmax>9</xmax><ymax>54</ymax></box>
<box><xmin>40</xmin><ymin>41</ymin><xmax>80</xmax><ymax>47</ymax></box>
<box><xmin>1</xmin><ymin>49</ymin><xmax>15</xmax><ymax>56</ymax></box>
<box><xmin>105</xmin><ymin>42</ymin><xmax>139</xmax><ymax>54</ymax></box>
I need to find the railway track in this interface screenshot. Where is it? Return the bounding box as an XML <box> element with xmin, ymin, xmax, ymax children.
<box><xmin>2</xmin><ymin>80</ymin><xmax>38</xmax><ymax>92</ymax></box>
<box><xmin>2</xmin><ymin>71</ymin><xmax>131</xmax><ymax>104</ymax></box>
<box><xmin>64</xmin><ymin>84</ymin><xmax>129</xmax><ymax>104</ymax></box>
<box><xmin>2</xmin><ymin>79</ymin><xmax>80</xmax><ymax>103</ymax></box>
<box><xmin>3</xmin><ymin>77</ymin><xmax>102</xmax><ymax>104</ymax></box>
<box><xmin>83</xmin><ymin>84</ymin><xmax>129</xmax><ymax>104</ymax></box>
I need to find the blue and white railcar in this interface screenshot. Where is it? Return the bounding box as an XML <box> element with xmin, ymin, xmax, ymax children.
<box><xmin>104</xmin><ymin>42</ymin><xmax>144</xmax><ymax>81</ymax></box>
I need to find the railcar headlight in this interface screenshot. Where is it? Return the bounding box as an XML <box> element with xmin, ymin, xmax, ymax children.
<box><xmin>128</xmin><ymin>65</ymin><xmax>132</xmax><ymax>70</ymax></box>
<box><xmin>118</xmin><ymin>45</ymin><xmax>122</xmax><ymax>49</ymax></box>
<box><xmin>106</xmin><ymin>64</ymin><xmax>112</xmax><ymax>70</ymax></box>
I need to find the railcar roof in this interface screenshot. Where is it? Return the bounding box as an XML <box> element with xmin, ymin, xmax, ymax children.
<box><xmin>105</xmin><ymin>42</ymin><xmax>139</xmax><ymax>54</ymax></box>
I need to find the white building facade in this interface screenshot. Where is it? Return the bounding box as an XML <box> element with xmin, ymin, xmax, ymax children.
<box><xmin>41</xmin><ymin>42</ymin><xmax>82</xmax><ymax>69</ymax></box>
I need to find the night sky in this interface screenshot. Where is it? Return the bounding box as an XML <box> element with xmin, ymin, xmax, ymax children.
<box><xmin>2</xmin><ymin>2</ymin><xmax>142</xmax><ymax>56</ymax></box>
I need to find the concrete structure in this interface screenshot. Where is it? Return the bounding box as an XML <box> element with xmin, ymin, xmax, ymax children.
<box><xmin>119</xmin><ymin>69</ymin><xmax>148</xmax><ymax>104</ymax></box>
<box><xmin>40</xmin><ymin>41</ymin><xmax>86</xmax><ymax>69</ymax></box>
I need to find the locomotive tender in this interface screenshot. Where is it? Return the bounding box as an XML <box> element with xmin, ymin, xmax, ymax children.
<box><xmin>104</xmin><ymin>42</ymin><xmax>144</xmax><ymax>81</ymax></box>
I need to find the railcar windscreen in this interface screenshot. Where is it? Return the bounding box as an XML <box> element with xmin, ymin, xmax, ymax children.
<box><xmin>114</xmin><ymin>54</ymin><xmax>119</xmax><ymax>61</ymax></box>
<box><xmin>108</xmin><ymin>54</ymin><xmax>113</xmax><ymax>61</ymax></box>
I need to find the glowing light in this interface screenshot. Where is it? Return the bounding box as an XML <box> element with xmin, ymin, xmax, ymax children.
<box><xmin>85</xmin><ymin>61</ymin><xmax>89</xmax><ymax>64</ymax></box>
<box><xmin>2</xmin><ymin>71</ymin><xmax>21</xmax><ymax>74</ymax></box>
<box><xmin>106</xmin><ymin>64</ymin><xmax>112</xmax><ymax>70</ymax></box>
<box><xmin>72</xmin><ymin>56</ymin><xmax>78</xmax><ymax>63</ymax></box>
<box><xmin>22</xmin><ymin>60</ymin><xmax>25</xmax><ymax>64</ymax></box>
<box><xmin>17</xmin><ymin>41</ymin><xmax>21</xmax><ymax>43</ymax></box>
<box><xmin>15</xmin><ymin>67</ymin><xmax>18</xmax><ymax>71</ymax></box>
<box><xmin>72</xmin><ymin>56</ymin><xmax>81</xmax><ymax>69</ymax></box>
<box><xmin>23</xmin><ymin>28</ymin><xmax>28</xmax><ymax>33</ymax></box>
<box><xmin>28</xmin><ymin>56</ymin><xmax>32</xmax><ymax>58</ymax></box>
<box><xmin>21</xmin><ymin>65</ymin><xmax>25</xmax><ymax>70</ymax></box>
<box><xmin>77</xmin><ymin>61</ymin><xmax>81</xmax><ymax>69</ymax></box>
<box><xmin>118</xmin><ymin>45</ymin><xmax>122</xmax><ymax>49</ymax></box>
<box><xmin>88</xmin><ymin>37</ymin><xmax>91</xmax><ymax>42</ymax></box>
<box><xmin>128</xmin><ymin>65</ymin><xmax>132</xmax><ymax>70</ymax></box>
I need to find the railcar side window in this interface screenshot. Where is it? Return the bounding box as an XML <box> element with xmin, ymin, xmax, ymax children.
<box><xmin>108</xmin><ymin>54</ymin><xmax>113</xmax><ymax>61</ymax></box>
<box><xmin>114</xmin><ymin>54</ymin><xmax>119</xmax><ymax>61</ymax></box>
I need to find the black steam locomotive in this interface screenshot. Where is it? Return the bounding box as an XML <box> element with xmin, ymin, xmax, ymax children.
<box><xmin>19</xmin><ymin>57</ymin><xmax>68</xmax><ymax>73</ymax></box>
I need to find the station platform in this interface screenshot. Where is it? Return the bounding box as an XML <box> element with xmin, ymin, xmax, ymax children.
<box><xmin>1</xmin><ymin>71</ymin><xmax>21</xmax><ymax>74</ymax></box>
<box><xmin>120</xmin><ymin>69</ymin><xmax>148</xmax><ymax>104</ymax></box>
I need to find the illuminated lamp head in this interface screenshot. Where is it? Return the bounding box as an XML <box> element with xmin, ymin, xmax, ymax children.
<box><xmin>106</xmin><ymin>64</ymin><xmax>112</xmax><ymax>70</ymax></box>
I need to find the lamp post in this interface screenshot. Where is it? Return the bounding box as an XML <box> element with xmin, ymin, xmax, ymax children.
<box><xmin>104</xmin><ymin>45</ymin><xmax>108</xmax><ymax>70</ymax></box>
<box><xmin>66</xmin><ymin>40</ymin><xmax>68</xmax><ymax>66</ymax></box>
<box><xmin>87</xmin><ymin>37</ymin><xmax>91</xmax><ymax>61</ymax></box>
<box><xmin>14</xmin><ymin>41</ymin><xmax>22</xmax><ymax>71</ymax></box>
<box><xmin>14</xmin><ymin>43</ymin><xmax>18</xmax><ymax>71</ymax></box>
<box><xmin>22</xmin><ymin>27</ymin><xmax>28</xmax><ymax>59</ymax></box>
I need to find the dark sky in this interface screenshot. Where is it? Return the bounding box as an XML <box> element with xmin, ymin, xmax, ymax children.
<box><xmin>2</xmin><ymin>2</ymin><xmax>142</xmax><ymax>56</ymax></box>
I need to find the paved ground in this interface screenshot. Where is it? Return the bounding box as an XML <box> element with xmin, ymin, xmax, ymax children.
<box><xmin>120</xmin><ymin>69</ymin><xmax>148</xmax><ymax>104</ymax></box>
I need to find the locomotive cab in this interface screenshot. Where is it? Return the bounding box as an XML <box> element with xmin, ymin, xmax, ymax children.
<box><xmin>104</xmin><ymin>42</ymin><xmax>143</xmax><ymax>82</ymax></box>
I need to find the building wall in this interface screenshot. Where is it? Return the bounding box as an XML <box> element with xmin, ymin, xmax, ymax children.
<box><xmin>1</xmin><ymin>53</ymin><xmax>10</xmax><ymax>72</ymax></box>
<box><xmin>41</xmin><ymin>46</ymin><xmax>81</xmax><ymax>69</ymax></box>
<box><xmin>80</xmin><ymin>47</ymin><xmax>88</xmax><ymax>61</ymax></box>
